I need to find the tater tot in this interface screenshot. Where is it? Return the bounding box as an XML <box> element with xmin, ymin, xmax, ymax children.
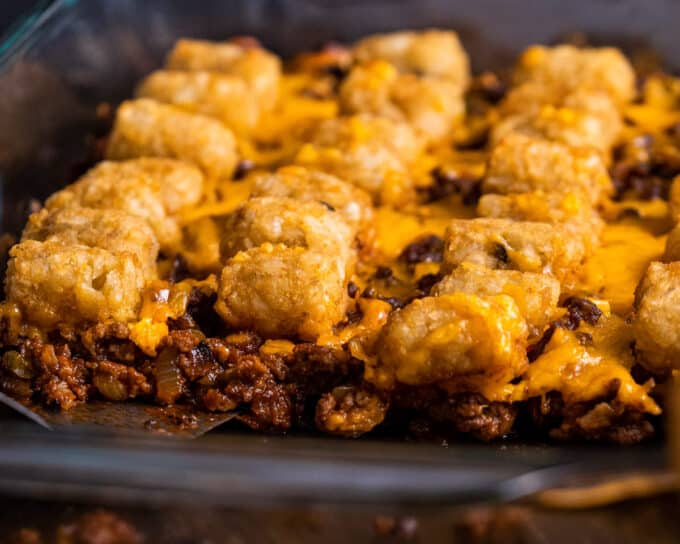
<box><xmin>136</xmin><ymin>70</ymin><xmax>259</xmax><ymax>134</ymax></box>
<box><xmin>490</xmin><ymin>103</ymin><xmax>621</xmax><ymax>154</ymax></box>
<box><xmin>295</xmin><ymin>115</ymin><xmax>423</xmax><ymax>205</ymax></box>
<box><xmin>46</xmin><ymin>158</ymin><xmax>203</xmax><ymax>249</ymax></box>
<box><xmin>22</xmin><ymin>207</ymin><xmax>159</xmax><ymax>280</ymax></box>
<box><xmin>500</xmin><ymin>82</ymin><xmax>563</xmax><ymax>117</ymax></box>
<box><xmin>432</xmin><ymin>262</ymin><xmax>560</xmax><ymax>336</ymax></box>
<box><xmin>215</xmin><ymin>244</ymin><xmax>349</xmax><ymax>340</ymax></box>
<box><xmin>514</xmin><ymin>45</ymin><xmax>636</xmax><ymax>105</ymax></box>
<box><xmin>220</xmin><ymin>196</ymin><xmax>354</xmax><ymax>268</ymax></box>
<box><xmin>249</xmin><ymin>165</ymin><xmax>374</xmax><ymax>239</ymax></box>
<box><xmin>501</xmin><ymin>83</ymin><xmax>623</xmax><ymax>120</ymax></box>
<box><xmin>442</xmin><ymin>218</ymin><xmax>586</xmax><ymax>281</ymax></box>
<box><xmin>106</xmin><ymin>99</ymin><xmax>238</xmax><ymax>181</ymax></box>
<box><xmin>353</xmin><ymin>29</ymin><xmax>469</xmax><ymax>87</ymax></box>
<box><xmin>477</xmin><ymin>190</ymin><xmax>599</xmax><ymax>226</ymax></box>
<box><xmin>633</xmin><ymin>261</ymin><xmax>680</xmax><ymax>372</ymax></box>
<box><xmin>6</xmin><ymin>240</ymin><xmax>146</xmax><ymax>328</ymax></box>
<box><xmin>165</xmin><ymin>38</ymin><xmax>281</xmax><ymax>108</ymax></box>
<box><xmin>477</xmin><ymin>191</ymin><xmax>604</xmax><ymax>251</ymax></box>
<box><xmin>373</xmin><ymin>293</ymin><xmax>528</xmax><ymax>388</ymax></box>
<box><xmin>339</xmin><ymin>60</ymin><xmax>464</xmax><ymax>141</ymax></box>
<box><xmin>484</xmin><ymin>133</ymin><xmax>613</xmax><ymax>205</ymax></box>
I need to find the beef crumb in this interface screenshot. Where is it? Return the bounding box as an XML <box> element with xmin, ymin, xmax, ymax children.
<box><xmin>561</xmin><ymin>297</ymin><xmax>603</xmax><ymax>328</ymax></box>
<box><xmin>527</xmin><ymin>325</ymin><xmax>556</xmax><ymax>362</ymax></box>
<box><xmin>315</xmin><ymin>385</ymin><xmax>388</xmax><ymax>436</ymax></box>
<box><xmin>415</xmin><ymin>273</ymin><xmax>442</xmax><ymax>297</ymax></box>
<box><xmin>398</xmin><ymin>234</ymin><xmax>444</xmax><ymax>265</ymax></box>
<box><xmin>527</xmin><ymin>390</ymin><xmax>654</xmax><ymax>445</ymax></box>
<box><xmin>422</xmin><ymin>167</ymin><xmax>482</xmax><ymax>204</ymax></box>
<box><xmin>492</xmin><ymin>243</ymin><xmax>509</xmax><ymax>264</ymax></box>
<box><xmin>610</xmin><ymin>134</ymin><xmax>680</xmax><ymax>200</ymax></box>
<box><xmin>374</xmin><ymin>266</ymin><xmax>394</xmax><ymax>280</ymax></box>
<box><xmin>233</xmin><ymin>159</ymin><xmax>254</xmax><ymax>180</ymax></box>
<box><xmin>395</xmin><ymin>388</ymin><xmax>517</xmax><ymax>441</ymax></box>
<box><xmin>361</xmin><ymin>286</ymin><xmax>405</xmax><ymax>309</ymax></box>
<box><xmin>168</xmin><ymin>254</ymin><xmax>191</xmax><ymax>284</ymax></box>
<box><xmin>575</xmin><ymin>331</ymin><xmax>594</xmax><ymax>346</ymax></box>
<box><xmin>527</xmin><ymin>298</ymin><xmax>602</xmax><ymax>361</ymax></box>
<box><xmin>345</xmin><ymin>308</ymin><xmax>363</xmax><ymax>325</ymax></box>
<box><xmin>199</xmin><ymin>353</ymin><xmax>292</xmax><ymax>431</ymax></box>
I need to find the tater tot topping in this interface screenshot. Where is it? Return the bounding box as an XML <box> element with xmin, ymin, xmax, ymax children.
<box><xmin>0</xmin><ymin>33</ymin><xmax>671</xmax><ymax>445</ymax></box>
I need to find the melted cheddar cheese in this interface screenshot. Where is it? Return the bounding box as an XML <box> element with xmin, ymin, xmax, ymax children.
<box><xmin>515</xmin><ymin>315</ymin><xmax>660</xmax><ymax>414</ymax></box>
<box><xmin>577</xmin><ymin>221</ymin><xmax>667</xmax><ymax>314</ymax></box>
<box><xmin>119</xmin><ymin>69</ymin><xmax>680</xmax><ymax>419</ymax></box>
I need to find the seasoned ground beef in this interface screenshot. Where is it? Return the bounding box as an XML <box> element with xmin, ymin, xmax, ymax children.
<box><xmin>421</xmin><ymin>168</ymin><xmax>482</xmax><ymax>204</ymax></box>
<box><xmin>316</xmin><ymin>385</ymin><xmax>388</xmax><ymax>436</ymax></box>
<box><xmin>6</xmin><ymin>314</ymin><xmax>655</xmax><ymax>444</ymax></box>
<box><xmin>398</xmin><ymin>234</ymin><xmax>445</xmax><ymax>265</ymax></box>
<box><xmin>527</xmin><ymin>391</ymin><xmax>655</xmax><ymax>445</ymax></box>
<box><xmin>432</xmin><ymin>394</ymin><xmax>518</xmax><ymax>441</ymax></box>
<box><xmin>394</xmin><ymin>387</ymin><xmax>517</xmax><ymax>441</ymax></box>
<box><xmin>199</xmin><ymin>353</ymin><xmax>293</xmax><ymax>431</ymax></box>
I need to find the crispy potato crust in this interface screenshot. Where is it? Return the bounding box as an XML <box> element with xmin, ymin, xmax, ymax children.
<box><xmin>633</xmin><ymin>261</ymin><xmax>680</xmax><ymax>372</ymax></box>
<box><xmin>485</xmin><ymin>133</ymin><xmax>613</xmax><ymax>205</ymax></box>
<box><xmin>353</xmin><ymin>29</ymin><xmax>470</xmax><ymax>87</ymax></box>
<box><xmin>374</xmin><ymin>293</ymin><xmax>528</xmax><ymax>388</ymax></box>
<box><xmin>501</xmin><ymin>83</ymin><xmax>623</xmax><ymax>120</ymax></box>
<box><xmin>513</xmin><ymin>44</ymin><xmax>636</xmax><ymax>105</ymax></box>
<box><xmin>442</xmin><ymin>218</ymin><xmax>586</xmax><ymax>280</ymax></box>
<box><xmin>23</xmin><ymin>207</ymin><xmax>159</xmax><ymax>280</ymax></box>
<box><xmin>215</xmin><ymin>244</ymin><xmax>349</xmax><ymax>340</ymax></box>
<box><xmin>136</xmin><ymin>70</ymin><xmax>259</xmax><ymax>134</ymax></box>
<box><xmin>249</xmin><ymin>166</ymin><xmax>374</xmax><ymax>240</ymax></box>
<box><xmin>433</xmin><ymin>262</ymin><xmax>560</xmax><ymax>336</ymax></box>
<box><xmin>106</xmin><ymin>99</ymin><xmax>238</xmax><ymax>180</ymax></box>
<box><xmin>46</xmin><ymin>158</ymin><xmax>203</xmax><ymax>249</ymax></box>
<box><xmin>340</xmin><ymin>60</ymin><xmax>464</xmax><ymax>141</ymax></box>
<box><xmin>6</xmin><ymin>240</ymin><xmax>145</xmax><ymax>328</ymax></box>
<box><xmin>491</xmin><ymin>103</ymin><xmax>621</xmax><ymax>154</ymax></box>
<box><xmin>220</xmin><ymin>196</ymin><xmax>354</xmax><ymax>265</ymax></box>
<box><xmin>166</xmin><ymin>38</ymin><xmax>281</xmax><ymax>108</ymax></box>
<box><xmin>295</xmin><ymin>114</ymin><xmax>423</xmax><ymax>205</ymax></box>
<box><xmin>477</xmin><ymin>191</ymin><xmax>604</xmax><ymax>252</ymax></box>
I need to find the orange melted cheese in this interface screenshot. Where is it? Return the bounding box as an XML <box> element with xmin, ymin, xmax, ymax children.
<box><xmin>169</xmin><ymin>157</ymin><xmax>665</xmax><ymax>413</ymax></box>
<box><xmin>515</xmin><ymin>314</ymin><xmax>660</xmax><ymax>414</ymax></box>
<box><xmin>578</xmin><ymin>220</ymin><xmax>667</xmax><ymax>315</ymax></box>
<box><xmin>143</xmin><ymin>72</ymin><xmax>678</xmax><ymax>418</ymax></box>
<box><xmin>130</xmin><ymin>277</ymin><xmax>217</xmax><ymax>356</ymax></box>
<box><xmin>373</xmin><ymin>197</ymin><xmax>474</xmax><ymax>258</ymax></box>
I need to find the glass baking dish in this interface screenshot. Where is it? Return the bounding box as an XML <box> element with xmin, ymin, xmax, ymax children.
<box><xmin>0</xmin><ymin>1</ymin><xmax>676</xmax><ymax>540</ymax></box>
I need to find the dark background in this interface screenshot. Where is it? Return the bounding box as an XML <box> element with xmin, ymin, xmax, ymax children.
<box><xmin>1</xmin><ymin>1</ymin><xmax>42</xmax><ymax>37</ymax></box>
